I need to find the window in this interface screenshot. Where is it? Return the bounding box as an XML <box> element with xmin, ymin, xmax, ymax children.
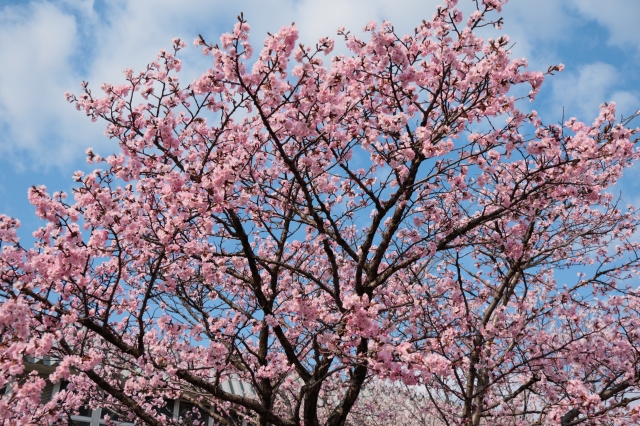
<box><xmin>100</xmin><ymin>407</ymin><xmax>121</xmax><ymax>422</ymax></box>
<box><xmin>153</xmin><ymin>398</ymin><xmax>175</xmax><ymax>420</ymax></box>
<box><xmin>56</xmin><ymin>381</ymin><xmax>134</xmax><ymax>426</ymax></box>
<box><xmin>28</xmin><ymin>375</ymin><xmax>252</xmax><ymax>425</ymax></box>
<box><xmin>178</xmin><ymin>401</ymin><xmax>210</xmax><ymax>426</ymax></box>
<box><xmin>40</xmin><ymin>380</ymin><xmax>55</xmax><ymax>405</ymax></box>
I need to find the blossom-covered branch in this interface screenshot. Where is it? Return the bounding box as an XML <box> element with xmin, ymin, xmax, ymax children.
<box><xmin>2</xmin><ymin>0</ymin><xmax>640</xmax><ymax>425</ymax></box>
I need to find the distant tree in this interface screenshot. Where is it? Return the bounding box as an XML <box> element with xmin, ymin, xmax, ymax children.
<box><xmin>2</xmin><ymin>0</ymin><xmax>640</xmax><ymax>424</ymax></box>
<box><xmin>347</xmin><ymin>379</ymin><xmax>441</xmax><ymax>426</ymax></box>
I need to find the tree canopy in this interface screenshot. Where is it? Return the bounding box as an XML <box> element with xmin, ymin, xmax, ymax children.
<box><xmin>2</xmin><ymin>0</ymin><xmax>640</xmax><ymax>425</ymax></box>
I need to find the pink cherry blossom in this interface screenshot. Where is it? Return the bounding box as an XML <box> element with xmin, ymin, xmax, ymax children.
<box><xmin>2</xmin><ymin>3</ymin><xmax>640</xmax><ymax>426</ymax></box>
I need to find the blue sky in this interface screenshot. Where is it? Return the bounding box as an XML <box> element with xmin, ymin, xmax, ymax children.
<box><xmin>1</xmin><ymin>0</ymin><xmax>639</xmax><ymax>241</ymax></box>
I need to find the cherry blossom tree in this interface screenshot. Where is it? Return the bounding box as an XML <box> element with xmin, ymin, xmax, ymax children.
<box><xmin>2</xmin><ymin>0</ymin><xmax>640</xmax><ymax>425</ymax></box>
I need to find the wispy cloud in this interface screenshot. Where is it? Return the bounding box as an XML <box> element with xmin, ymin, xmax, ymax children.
<box><xmin>0</xmin><ymin>0</ymin><xmax>637</xmax><ymax>171</ymax></box>
<box><xmin>569</xmin><ymin>0</ymin><xmax>640</xmax><ymax>54</ymax></box>
<box><xmin>548</xmin><ymin>62</ymin><xmax>639</xmax><ymax>121</ymax></box>
<box><xmin>0</xmin><ymin>1</ymin><xmax>97</xmax><ymax>168</ymax></box>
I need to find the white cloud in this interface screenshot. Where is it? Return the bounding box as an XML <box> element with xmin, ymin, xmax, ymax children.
<box><xmin>569</xmin><ymin>0</ymin><xmax>640</xmax><ymax>53</ymax></box>
<box><xmin>549</xmin><ymin>62</ymin><xmax>639</xmax><ymax>122</ymax></box>
<box><xmin>492</xmin><ymin>0</ymin><xmax>576</xmax><ymax>70</ymax></box>
<box><xmin>0</xmin><ymin>0</ymin><xmax>444</xmax><ymax>170</ymax></box>
<box><xmin>0</xmin><ymin>1</ymin><xmax>102</xmax><ymax>168</ymax></box>
<box><xmin>0</xmin><ymin>0</ymin><xmax>638</xmax><ymax>171</ymax></box>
